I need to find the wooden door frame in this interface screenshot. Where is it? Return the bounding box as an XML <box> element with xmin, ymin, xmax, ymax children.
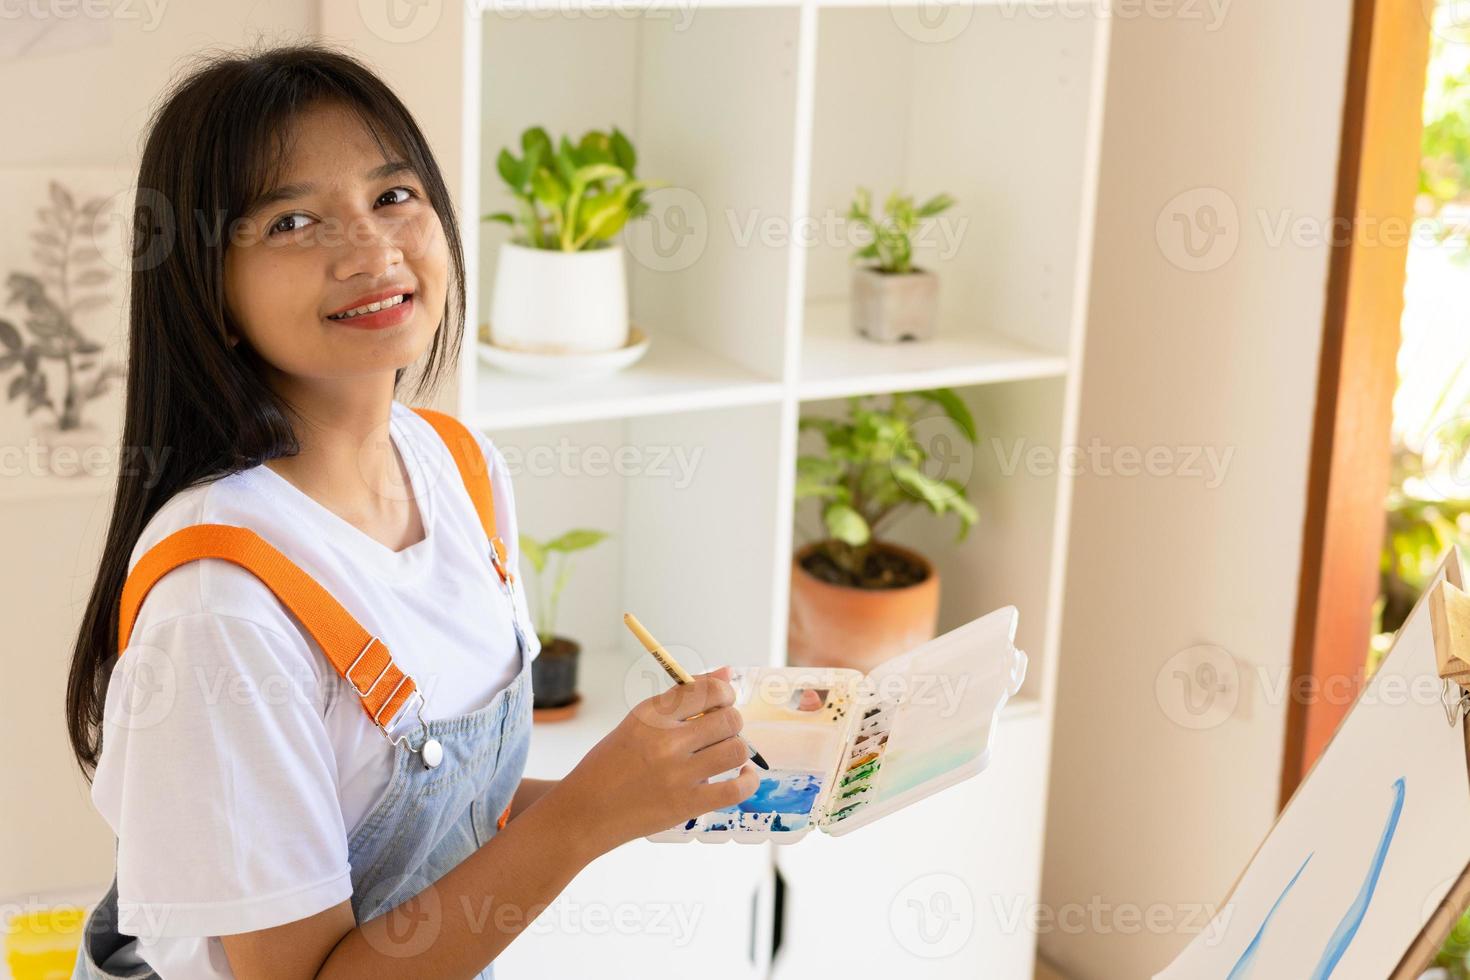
<box><xmin>1281</xmin><ymin>0</ymin><xmax>1433</xmax><ymax>805</ymax></box>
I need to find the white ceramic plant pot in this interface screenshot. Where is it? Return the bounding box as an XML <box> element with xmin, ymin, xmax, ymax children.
<box><xmin>850</xmin><ymin>266</ymin><xmax>939</xmax><ymax>343</ymax></box>
<box><xmin>490</xmin><ymin>241</ymin><xmax>630</xmax><ymax>354</ymax></box>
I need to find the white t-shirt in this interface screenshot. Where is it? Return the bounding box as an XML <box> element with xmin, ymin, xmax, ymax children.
<box><xmin>88</xmin><ymin>400</ymin><xmax>540</xmax><ymax>979</ymax></box>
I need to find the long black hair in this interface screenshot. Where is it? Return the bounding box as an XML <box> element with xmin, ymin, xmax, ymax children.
<box><xmin>66</xmin><ymin>41</ymin><xmax>466</xmax><ymax>778</ymax></box>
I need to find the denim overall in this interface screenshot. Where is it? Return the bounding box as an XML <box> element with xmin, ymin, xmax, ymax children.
<box><xmin>73</xmin><ymin>572</ymin><xmax>535</xmax><ymax>980</ymax></box>
<box><xmin>73</xmin><ymin>399</ymin><xmax>540</xmax><ymax>980</ymax></box>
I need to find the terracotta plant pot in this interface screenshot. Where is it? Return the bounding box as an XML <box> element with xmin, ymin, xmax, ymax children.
<box><xmin>531</xmin><ymin>635</ymin><xmax>581</xmax><ymax>721</ymax></box>
<box><xmin>787</xmin><ymin>540</ymin><xmax>941</xmax><ymax>673</ymax></box>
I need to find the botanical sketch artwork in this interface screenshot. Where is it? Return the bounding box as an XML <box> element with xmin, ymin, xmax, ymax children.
<box><xmin>0</xmin><ymin>173</ymin><xmax>131</xmax><ymax>497</ymax></box>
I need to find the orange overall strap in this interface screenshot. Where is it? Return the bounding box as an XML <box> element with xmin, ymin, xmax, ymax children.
<box><xmin>117</xmin><ymin>524</ymin><xmax>420</xmax><ymax>735</ymax></box>
<box><xmin>411</xmin><ymin>407</ymin><xmax>515</xmax><ymax>587</ymax></box>
<box><xmin>414</xmin><ymin>408</ymin><xmax>520</xmax><ymax>828</ymax></box>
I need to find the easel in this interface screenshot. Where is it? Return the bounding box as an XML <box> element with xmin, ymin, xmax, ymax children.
<box><xmin>1155</xmin><ymin>547</ymin><xmax>1470</xmax><ymax>978</ymax></box>
<box><xmin>1392</xmin><ymin>555</ymin><xmax>1470</xmax><ymax>977</ymax></box>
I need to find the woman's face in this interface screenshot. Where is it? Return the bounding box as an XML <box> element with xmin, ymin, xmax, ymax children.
<box><xmin>223</xmin><ymin>101</ymin><xmax>448</xmax><ymax>392</ymax></box>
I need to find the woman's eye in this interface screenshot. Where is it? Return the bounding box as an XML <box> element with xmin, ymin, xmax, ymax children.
<box><xmin>379</xmin><ymin>186</ymin><xmax>417</xmax><ymax>207</ymax></box>
<box><xmin>268</xmin><ymin>213</ymin><xmax>311</xmax><ymax>237</ymax></box>
<box><xmin>265</xmin><ymin>188</ymin><xmax>415</xmax><ymax>238</ymax></box>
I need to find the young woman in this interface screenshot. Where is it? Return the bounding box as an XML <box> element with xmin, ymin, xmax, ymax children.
<box><xmin>64</xmin><ymin>42</ymin><xmax>758</xmax><ymax>980</ymax></box>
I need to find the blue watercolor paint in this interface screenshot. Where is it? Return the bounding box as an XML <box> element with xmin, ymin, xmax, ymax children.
<box><xmin>734</xmin><ymin>772</ymin><xmax>823</xmax><ymax>815</ymax></box>
<box><xmin>1310</xmin><ymin>777</ymin><xmax>1406</xmax><ymax>979</ymax></box>
<box><xmin>771</xmin><ymin>813</ymin><xmax>807</xmax><ymax>832</ymax></box>
<box><xmin>696</xmin><ymin>770</ymin><xmax>824</xmax><ymax>833</ymax></box>
<box><xmin>1227</xmin><ymin>853</ymin><xmax>1312</xmax><ymax>980</ymax></box>
<box><xmin>735</xmin><ymin>811</ymin><xmax>809</xmax><ymax>832</ymax></box>
<box><xmin>1226</xmin><ymin>776</ymin><xmax>1406</xmax><ymax>979</ymax></box>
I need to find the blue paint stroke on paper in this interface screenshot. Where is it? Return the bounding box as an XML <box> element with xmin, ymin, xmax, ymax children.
<box><xmin>1310</xmin><ymin>776</ymin><xmax>1406</xmax><ymax>979</ymax></box>
<box><xmin>1227</xmin><ymin>853</ymin><xmax>1312</xmax><ymax>980</ymax></box>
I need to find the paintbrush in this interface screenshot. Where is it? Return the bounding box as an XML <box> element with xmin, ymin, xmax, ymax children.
<box><xmin>623</xmin><ymin>612</ymin><xmax>771</xmax><ymax>771</ymax></box>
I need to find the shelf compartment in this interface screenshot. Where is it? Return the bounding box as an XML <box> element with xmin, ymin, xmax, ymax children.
<box><xmin>800</xmin><ymin>5</ymin><xmax>1099</xmax><ymax>373</ymax></box>
<box><xmin>477</xmin><ymin>6</ymin><xmax>801</xmax><ymax>406</ymax></box>
<box><xmin>791</xmin><ymin>377</ymin><xmax>1065</xmax><ymax>702</ymax></box>
<box><xmin>796</xmin><ymin>299</ymin><xmax>1068</xmax><ymax>400</ymax></box>
<box><xmin>490</xmin><ymin>404</ymin><xmax>786</xmax><ymax>758</ymax></box>
<box><xmin>472</xmin><ymin>330</ymin><xmax>783</xmax><ymax>429</ymax></box>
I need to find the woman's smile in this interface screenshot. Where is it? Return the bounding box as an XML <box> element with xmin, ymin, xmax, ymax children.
<box><xmin>324</xmin><ymin>288</ymin><xmax>417</xmax><ymax>330</ymax></box>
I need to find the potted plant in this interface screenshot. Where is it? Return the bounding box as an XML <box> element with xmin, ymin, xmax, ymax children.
<box><xmin>483</xmin><ymin>126</ymin><xmax>658</xmax><ymax>355</ymax></box>
<box><xmin>789</xmin><ymin>388</ymin><xmax>979</xmax><ymax>672</ymax></box>
<box><xmin>847</xmin><ymin>186</ymin><xmax>956</xmax><ymax>343</ymax></box>
<box><xmin>520</xmin><ymin>527</ymin><xmax>611</xmax><ymax>721</ymax></box>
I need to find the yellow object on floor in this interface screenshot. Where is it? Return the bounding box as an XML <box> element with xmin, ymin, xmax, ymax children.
<box><xmin>4</xmin><ymin>905</ymin><xmax>87</xmax><ymax>980</ymax></box>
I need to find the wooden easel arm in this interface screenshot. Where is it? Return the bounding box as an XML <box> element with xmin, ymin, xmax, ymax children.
<box><xmin>1429</xmin><ymin>578</ymin><xmax>1470</xmax><ymax>687</ymax></box>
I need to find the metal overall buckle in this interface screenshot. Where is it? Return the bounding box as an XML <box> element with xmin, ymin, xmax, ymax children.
<box><xmin>488</xmin><ymin>537</ymin><xmax>514</xmax><ymax>594</ymax></box>
<box><xmin>350</xmin><ymin>635</ymin><xmax>443</xmax><ymax>769</ymax></box>
<box><xmin>488</xmin><ymin>539</ymin><xmax>531</xmax><ymax>654</ymax></box>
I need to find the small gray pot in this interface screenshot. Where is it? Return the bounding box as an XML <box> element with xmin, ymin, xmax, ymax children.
<box><xmin>851</xmin><ymin>266</ymin><xmax>939</xmax><ymax>343</ymax></box>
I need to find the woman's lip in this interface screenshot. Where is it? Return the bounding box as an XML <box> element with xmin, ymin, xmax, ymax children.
<box><xmin>325</xmin><ymin>294</ymin><xmax>414</xmax><ymax>330</ymax></box>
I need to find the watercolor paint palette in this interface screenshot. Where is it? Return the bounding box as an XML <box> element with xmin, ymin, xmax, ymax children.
<box><xmin>647</xmin><ymin>605</ymin><xmax>1028</xmax><ymax>843</ymax></box>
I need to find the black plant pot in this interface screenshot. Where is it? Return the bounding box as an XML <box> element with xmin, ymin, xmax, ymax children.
<box><xmin>532</xmin><ymin>636</ymin><xmax>580</xmax><ymax>714</ymax></box>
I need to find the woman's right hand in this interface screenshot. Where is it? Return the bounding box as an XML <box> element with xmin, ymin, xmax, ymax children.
<box><xmin>555</xmin><ymin>666</ymin><xmax>762</xmax><ymax>855</ymax></box>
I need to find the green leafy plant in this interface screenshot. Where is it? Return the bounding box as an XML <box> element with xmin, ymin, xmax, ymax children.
<box><xmin>1</xmin><ymin>182</ymin><xmax>123</xmax><ymax>430</ymax></box>
<box><xmin>485</xmin><ymin>126</ymin><xmax>658</xmax><ymax>253</ymax></box>
<box><xmin>847</xmin><ymin>186</ymin><xmax>956</xmax><ymax>275</ymax></box>
<box><xmin>1374</xmin><ymin>352</ymin><xmax>1470</xmax><ymax>669</ymax></box>
<box><xmin>1437</xmin><ymin>906</ymin><xmax>1470</xmax><ymax>979</ymax></box>
<box><xmin>1420</xmin><ymin>7</ymin><xmax>1470</xmax><ymax>211</ymax></box>
<box><xmin>1380</xmin><ymin>449</ymin><xmax>1470</xmax><ymax>626</ymax></box>
<box><xmin>519</xmin><ymin>528</ymin><xmax>611</xmax><ymax>647</ymax></box>
<box><xmin>1417</xmin><ymin>7</ymin><xmax>1470</xmax><ymax>263</ymax></box>
<box><xmin>796</xmin><ymin>388</ymin><xmax>979</xmax><ymax>585</ymax></box>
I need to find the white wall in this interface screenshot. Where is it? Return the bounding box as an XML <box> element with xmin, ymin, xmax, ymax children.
<box><xmin>0</xmin><ymin>1</ymin><xmax>319</xmax><ymax>901</ymax></box>
<box><xmin>1040</xmin><ymin>1</ymin><xmax>1353</xmax><ymax>976</ymax></box>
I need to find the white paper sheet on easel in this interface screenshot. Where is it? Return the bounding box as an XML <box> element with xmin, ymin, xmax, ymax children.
<box><xmin>1155</xmin><ymin>558</ymin><xmax>1470</xmax><ymax>978</ymax></box>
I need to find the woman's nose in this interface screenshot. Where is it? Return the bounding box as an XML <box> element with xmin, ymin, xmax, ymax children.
<box><xmin>331</xmin><ymin>215</ymin><xmax>406</xmax><ymax>280</ymax></box>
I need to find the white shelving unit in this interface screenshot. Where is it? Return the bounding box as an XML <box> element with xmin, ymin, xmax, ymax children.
<box><xmin>450</xmin><ymin>0</ymin><xmax>1108</xmax><ymax>974</ymax></box>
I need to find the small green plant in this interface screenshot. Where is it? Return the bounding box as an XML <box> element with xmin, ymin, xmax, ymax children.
<box><xmin>796</xmin><ymin>388</ymin><xmax>979</xmax><ymax>585</ymax></box>
<box><xmin>1372</xmin><ymin>354</ymin><xmax>1470</xmax><ymax>672</ymax></box>
<box><xmin>1436</xmin><ymin>905</ymin><xmax>1470</xmax><ymax>979</ymax></box>
<box><xmin>519</xmin><ymin>528</ymin><xmax>611</xmax><ymax>647</ymax></box>
<box><xmin>485</xmin><ymin>126</ymin><xmax>658</xmax><ymax>253</ymax></box>
<box><xmin>847</xmin><ymin>186</ymin><xmax>956</xmax><ymax>275</ymax></box>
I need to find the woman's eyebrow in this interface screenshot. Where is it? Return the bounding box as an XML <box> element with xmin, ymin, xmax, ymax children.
<box><xmin>245</xmin><ymin>160</ymin><xmax>418</xmax><ymax>216</ymax></box>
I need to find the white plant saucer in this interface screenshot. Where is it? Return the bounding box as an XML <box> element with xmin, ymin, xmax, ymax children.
<box><xmin>476</xmin><ymin>325</ymin><xmax>651</xmax><ymax>380</ymax></box>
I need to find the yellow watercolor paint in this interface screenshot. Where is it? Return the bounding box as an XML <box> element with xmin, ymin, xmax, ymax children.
<box><xmin>5</xmin><ymin>905</ymin><xmax>87</xmax><ymax>980</ymax></box>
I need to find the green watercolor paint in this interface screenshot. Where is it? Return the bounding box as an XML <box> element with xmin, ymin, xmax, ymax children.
<box><xmin>841</xmin><ymin>760</ymin><xmax>880</xmax><ymax>786</ymax></box>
